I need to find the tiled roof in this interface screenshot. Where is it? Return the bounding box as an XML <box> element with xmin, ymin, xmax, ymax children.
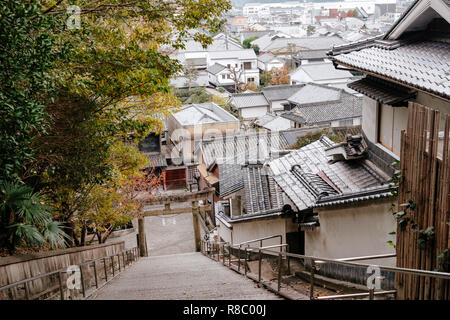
<box><xmin>290</xmin><ymin>94</ymin><xmax>362</xmax><ymax>125</ymax></box>
<box><xmin>209</xmin><ymin>49</ymin><xmax>257</xmax><ymax>60</ymax></box>
<box><xmin>200</xmin><ymin>131</ymin><xmax>288</xmax><ymax>168</ymax></box>
<box><xmin>262</xmin><ymin>36</ymin><xmax>347</xmax><ymax>52</ymax></box>
<box><xmin>185</xmin><ymin>57</ymin><xmax>207</xmax><ymax>66</ymax></box>
<box><xmin>173</xmin><ymin>102</ymin><xmax>238</xmax><ymax>125</ymax></box>
<box><xmin>242</xmin><ymin>165</ymin><xmax>286</xmax><ymax>215</ymax></box>
<box><xmin>268</xmin><ymin>136</ymin><xmax>390</xmax><ymax>211</ymax></box>
<box><xmin>296</xmin><ymin>49</ymin><xmax>328</xmax><ymax>60</ymax></box>
<box><xmin>291</xmin><ymin>61</ymin><xmax>355</xmax><ymax>81</ymax></box>
<box><xmin>261</xmin><ymin>84</ymin><xmax>305</xmax><ymax>101</ymax></box>
<box><xmin>329</xmin><ymin>39</ymin><xmax>450</xmax><ymax>100</ymax></box>
<box><xmin>231</xmin><ymin>92</ymin><xmax>269</xmax><ymax>109</ymax></box>
<box><xmin>280</xmin><ymin>128</ymin><xmax>326</xmax><ymax>146</ymax></box>
<box><xmin>257</xmin><ymin>53</ymin><xmax>278</xmax><ymax>63</ymax></box>
<box><xmin>280</xmin><ymin>112</ymin><xmax>306</xmax><ymax>124</ymax></box>
<box><xmin>206</xmin><ymin>63</ymin><xmax>227</xmax><ymax>75</ymax></box>
<box><xmin>216</xmin><ymin>163</ymin><xmax>244</xmax><ymax>198</ymax></box>
<box><xmin>287</xmin><ymin>84</ymin><xmax>342</xmax><ymax>105</ymax></box>
<box><xmin>145</xmin><ymin>153</ymin><xmax>168</xmax><ymax>168</ymax></box>
<box><xmin>347</xmin><ymin>76</ymin><xmax>417</xmax><ymax>105</ymax></box>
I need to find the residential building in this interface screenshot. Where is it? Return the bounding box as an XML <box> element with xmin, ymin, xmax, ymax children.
<box><xmin>167</xmin><ymin>102</ymin><xmax>240</xmax><ymax>164</ymax></box>
<box><xmin>281</xmin><ymin>84</ymin><xmax>362</xmax><ymax>128</ymax></box>
<box><xmin>289</xmin><ymin>61</ymin><xmax>357</xmax><ymax>85</ymax></box>
<box><xmin>268</xmin><ymin>135</ymin><xmax>396</xmax><ymax>265</ymax></box>
<box><xmin>328</xmin><ymin>0</ymin><xmax>450</xmax><ymax>157</ymax></box>
<box><xmin>206</xmin><ymin>49</ymin><xmax>260</xmax><ymax>90</ymax></box>
<box><xmin>257</xmin><ymin>53</ymin><xmax>285</xmax><ymax>72</ymax></box>
<box><xmin>261</xmin><ymin>84</ymin><xmax>306</xmax><ymax>113</ymax></box>
<box><xmin>230</xmin><ymin>92</ymin><xmax>270</xmax><ymax>121</ymax></box>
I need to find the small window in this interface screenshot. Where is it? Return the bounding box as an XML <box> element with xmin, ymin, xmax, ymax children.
<box><xmin>222</xmin><ymin>74</ymin><xmax>226</xmax><ymax>79</ymax></box>
<box><xmin>227</xmin><ymin>64</ymin><xmax>231</xmax><ymax>69</ymax></box>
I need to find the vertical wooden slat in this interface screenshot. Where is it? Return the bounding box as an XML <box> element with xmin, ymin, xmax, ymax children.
<box><xmin>396</xmin><ymin>103</ymin><xmax>449</xmax><ymax>300</ymax></box>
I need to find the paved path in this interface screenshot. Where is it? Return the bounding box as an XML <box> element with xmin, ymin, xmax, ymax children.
<box><xmin>90</xmin><ymin>252</ymin><xmax>282</xmax><ymax>300</ymax></box>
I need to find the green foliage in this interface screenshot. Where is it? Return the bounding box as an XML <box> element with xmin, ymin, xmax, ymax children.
<box><xmin>287</xmin><ymin>129</ymin><xmax>341</xmax><ymax>150</ymax></box>
<box><xmin>306</xmin><ymin>25</ymin><xmax>316</xmax><ymax>36</ymax></box>
<box><xmin>243</xmin><ymin>36</ymin><xmax>258</xmax><ymax>48</ymax></box>
<box><xmin>0</xmin><ymin>181</ymin><xmax>69</xmax><ymax>253</ymax></box>
<box><xmin>1</xmin><ymin>0</ymin><xmax>232</xmax><ymax>251</ymax></box>
<box><xmin>252</xmin><ymin>44</ymin><xmax>260</xmax><ymax>55</ymax></box>
<box><xmin>0</xmin><ymin>0</ymin><xmax>66</xmax><ymax>182</ymax></box>
<box><xmin>416</xmin><ymin>226</ymin><xmax>435</xmax><ymax>250</ymax></box>
<box><xmin>176</xmin><ymin>88</ymin><xmax>211</xmax><ymax>104</ymax></box>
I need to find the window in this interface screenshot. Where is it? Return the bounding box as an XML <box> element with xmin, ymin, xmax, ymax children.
<box><xmin>227</xmin><ymin>64</ymin><xmax>231</xmax><ymax>69</ymax></box>
<box><xmin>247</xmin><ymin>77</ymin><xmax>254</xmax><ymax>82</ymax></box>
<box><xmin>243</xmin><ymin>62</ymin><xmax>252</xmax><ymax>70</ymax></box>
<box><xmin>222</xmin><ymin>74</ymin><xmax>226</xmax><ymax>79</ymax></box>
<box><xmin>235</xmin><ymin>64</ymin><xmax>238</xmax><ymax>68</ymax></box>
<box><xmin>227</xmin><ymin>74</ymin><xmax>231</xmax><ymax>79</ymax></box>
<box><xmin>378</xmin><ymin>104</ymin><xmax>408</xmax><ymax>155</ymax></box>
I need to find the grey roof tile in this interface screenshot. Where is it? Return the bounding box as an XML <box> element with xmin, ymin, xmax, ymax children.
<box><xmin>268</xmin><ymin>136</ymin><xmax>390</xmax><ymax>210</ymax></box>
<box><xmin>231</xmin><ymin>92</ymin><xmax>269</xmax><ymax>109</ymax></box>
<box><xmin>330</xmin><ymin>40</ymin><xmax>450</xmax><ymax>100</ymax></box>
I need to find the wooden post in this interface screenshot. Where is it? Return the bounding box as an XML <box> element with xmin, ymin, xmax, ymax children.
<box><xmin>138</xmin><ymin>217</ymin><xmax>148</xmax><ymax>257</ymax></box>
<box><xmin>192</xmin><ymin>201</ymin><xmax>201</xmax><ymax>252</ymax></box>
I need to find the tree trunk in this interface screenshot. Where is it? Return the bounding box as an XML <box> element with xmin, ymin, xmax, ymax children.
<box><xmin>80</xmin><ymin>223</ymin><xmax>86</xmax><ymax>246</ymax></box>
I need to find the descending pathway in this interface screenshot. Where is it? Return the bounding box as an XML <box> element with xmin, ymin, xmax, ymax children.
<box><xmin>90</xmin><ymin>252</ymin><xmax>282</xmax><ymax>300</ymax></box>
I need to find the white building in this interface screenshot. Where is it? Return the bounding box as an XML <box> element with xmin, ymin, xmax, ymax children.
<box><xmin>206</xmin><ymin>50</ymin><xmax>260</xmax><ymax>89</ymax></box>
<box><xmin>257</xmin><ymin>53</ymin><xmax>285</xmax><ymax>72</ymax></box>
<box><xmin>290</xmin><ymin>61</ymin><xmax>357</xmax><ymax>85</ymax></box>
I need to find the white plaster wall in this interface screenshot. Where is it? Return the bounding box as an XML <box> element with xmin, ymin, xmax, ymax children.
<box><xmin>232</xmin><ymin>217</ymin><xmax>287</xmax><ymax>246</ymax></box>
<box><xmin>361</xmin><ymin>96</ymin><xmax>378</xmax><ymax>143</ymax></box>
<box><xmin>271</xmin><ymin>100</ymin><xmax>288</xmax><ymax>112</ymax></box>
<box><xmin>306</xmin><ymin>200</ymin><xmax>397</xmax><ymax>266</ymax></box>
<box><xmin>266</xmin><ymin>61</ymin><xmax>285</xmax><ymax>71</ymax></box>
<box><xmin>217</xmin><ymin>220</ymin><xmax>233</xmax><ymax>244</ymax></box>
<box><xmin>240</xmin><ymin>106</ymin><xmax>268</xmax><ymax>120</ymax></box>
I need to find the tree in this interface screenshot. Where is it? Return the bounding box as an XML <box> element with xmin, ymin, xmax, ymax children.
<box><xmin>243</xmin><ymin>36</ymin><xmax>258</xmax><ymax>48</ymax></box>
<box><xmin>30</xmin><ymin>0</ymin><xmax>231</xmax><ymax>246</ymax></box>
<box><xmin>183</xmin><ymin>61</ymin><xmax>199</xmax><ymax>91</ymax></box>
<box><xmin>251</xmin><ymin>44</ymin><xmax>260</xmax><ymax>55</ymax></box>
<box><xmin>228</xmin><ymin>66</ymin><xmax>245</xmax><ymax>93</ymax></box>
<box><xmin>261</xmin><ymin>67</ymin><xmax>290</xmax><ymax>86</ymax></box>
<box><xmin>0</xmin><ymin>181</ymin><xmax>69</xmax><ymax>254</ymax></box>
<box><xmin>307</xmin><ymin>25</ymin><xmax>316</xmax><ymax>36</ymax></box>
<box><xmin>0</xmin><ymin>1</ymin><xmax>66</xmax><ymax>183</ymax></box>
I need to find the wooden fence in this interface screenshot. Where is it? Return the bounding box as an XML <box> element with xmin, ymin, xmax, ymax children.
<box><xmin>0</xmin><ymin>241</ymin><xmax>125</xmax><ymax>300</ymax></box>
<box><xmin>396</xmin><ymin>102</ymin><xmax>449</xmax><ymax>300</ymax></box>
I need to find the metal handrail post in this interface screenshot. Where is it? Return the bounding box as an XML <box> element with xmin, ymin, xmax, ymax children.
<box><xmin>369</xmin><ymin>288</ymin><xmax>375</xmax><ymax>300</ymax></box>
<box><xmin>277</xmin><ymin>253</ymin><xmax>282</xmax><ymax>292</ymax></box>
<box><xmin>222</xmin><ymin>244</ymin><xmax>225</xmax><ymax>265</ymax></box>
<box><xmin>310</xmin><ymin>259</ymin><xmax>315</xmax><ymax>300</ymax></box>
<box><xmin>244</xmin><ymin>247</ymin><xmax>248</xmax><ymax>276</ymax></box>
<box><xmin>103</xmin><ymin>258</ymin><xmax>108</xmax><ymax>281</ymax></box>
<box><xmin>287</xmin><ymin>244</ymin><xmax>291</xmax><ymax>275</ymax></box>
<box><xmin>118</xmin><ymin>254</ymin><xmax>121</xmax><ymax>272</ymax></box>
<box><xmin>122</xmin><ymin>252</ymin><xmax>126</xmax><ymax>269</ymax></box>
<box><xmin>238</xmin><ymin>245</ymin><xmax>241</xmax><ymax>272</ymax></box>
<box><xmin>111</xmin><ymin>256</ymin><xmax>115</xmax><ymax>276</ymax></box>
<box><xmin>79</xmin><ymin>265</ymin><xmax>86</xmax><ymax>298</ymax></box>
<box><xmin>258</xmin><ymin>249</ymin><xmax>262</xmax><ymax>283</ymax></box>
<box><xmin>93</xmin><ymin>261</ymin><xmax>98</xmax><ymax>289</ymax></box>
